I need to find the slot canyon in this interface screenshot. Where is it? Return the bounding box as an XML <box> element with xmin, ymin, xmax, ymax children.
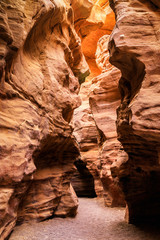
<box><xmin>0</xmin><ymin>0</ymin><xmax>160</xmax><ymax>239</ymax></box>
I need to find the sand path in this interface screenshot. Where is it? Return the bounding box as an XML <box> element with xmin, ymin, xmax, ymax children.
<box><xmin>10</xmin><ymin>198</ymin><xmax>160</xmax><ymax>240</ymax></box>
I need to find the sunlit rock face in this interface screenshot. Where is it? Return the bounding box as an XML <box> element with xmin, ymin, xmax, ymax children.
<box><xmin>89</xmin><ymin>35</ymin><xmax>125</xmax><ymax>206</ymax></box>
<box><xmin>109</xmin><ymin>0</ymin><xmax>160</xmax><ymax>223</ymax></box>
<box><xmin>72</xmin><ymin>1</ymin><xmax>125</xmax><ymax>207</ymax></box>
<box><xmin>71</xmin><ymin>0</ymin><xmax>115</xmax><ymax>81</ymax></box>
<box><xmin>0</xmin><ymin>0</ymin><xmax>89</xmax><ymax>238</ymax></box>
<box><xmin>73</xmin><ymin>35</ymin><xmax>125</xmax><ymax>206</ymax></box>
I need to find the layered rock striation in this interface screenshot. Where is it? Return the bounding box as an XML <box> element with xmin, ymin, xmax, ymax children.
<box><xmin>71</xmin><ymin>0</ymin><xmax>116</xmax><ymax>80</ymax></box>
<box><xmin>0</xmin><ymin>0</ymin><xmax>89</xmax><ymax>239</ymax></box>
<box><xmin>72</xmin><ymin>81</ymin><xmax>104</xmax><ymax>198</ymax></box>
<box><xmin>109</xmin><ymin>0</ymin><xmax>160</xmax><ymax>223</ymax></box>
<box><xmin>73</xmin><ymin>34</ymin><xmax>125</xmax><ymax>206</ymax></box>
<box><xmin>89</xmin><ymin>35</ymin><xmax>125</xmax><ymax>206</ymax></box>
<box><xmin>1</xmin><ymin>1</ymin><xmax>159</xmax><ymax>239</ymax></box>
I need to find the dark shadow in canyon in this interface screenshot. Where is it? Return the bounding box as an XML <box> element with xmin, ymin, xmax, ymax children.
<box><xmin>16</xmin><ymin>135</ymin><xmax>80</xmax><ymax>224</ymax></box>
<box><xmin>71</xmin><ymin>158</ymin><xmax>97</xmax><ymax>198</ymax></box>
<box><xmin>110</xmin><ymin>221</ymin><xmax>160</xmax><ymax>240</ymax></box>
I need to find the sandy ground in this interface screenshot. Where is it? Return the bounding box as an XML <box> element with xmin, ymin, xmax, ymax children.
<box><xmin>10</xmin><ymin>198</ymin><xmax>160</xmax><ymax>240</ymax></box>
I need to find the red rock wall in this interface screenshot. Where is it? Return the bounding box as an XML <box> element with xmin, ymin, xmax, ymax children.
<box><xmin>72</xmin><ymin>81</ymin><xmax>104</xmax><ymax>198</ymax></box>
<box><xmin>1</xmin><ymin>1</ymin><xmax>159</xmax><ymax>238</ymax></box>
<box><xmin>89</xmin><ymin>35</ymin><xmax>125</xmax><ymax>206</ymax></box>
<box><xmin>73</xmin><ymin>28</ymin><xmax>125</xmax><ymax>206</ymax></box>
<box><xmin>109</xmin><ymin>0</ymin><xmax>160</xmax><ymax>223</ymax></box>
<box><xmin>0</xmin><ymin>0</ymin><xmax>89</xmax><ymax>238</ymax></box>
<box><xmin>71</xmin><ymin>0</ymin><xmax>115</xmax><ymax>81</ymax></box>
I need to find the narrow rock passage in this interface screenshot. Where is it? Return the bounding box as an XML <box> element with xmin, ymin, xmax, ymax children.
<box><xmin>10</xmin><ymin>198</ymin><xmax>160</xmax><ymax>240</ymax></box>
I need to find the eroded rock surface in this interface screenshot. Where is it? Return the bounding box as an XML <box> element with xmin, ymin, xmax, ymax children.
<box><xmin>0</xmin><ymin>0</ymin><xmax>89</xmax><ymax>239</ymax></box>
<box><xmin>89</xmin><ymin>35</ymin><xmax>125</xmax><ymax>206</ymax></box>
<box><xmin>71</xmin><ymin>0</ymin><xmax>115</xmax><ymax>81</ymax></box>
<box><xmin>109</xmin><ymin>0</ymin><xmax>160</xmax><ymax>223</ymax></box>
<box><xmin>73</xmin><ymin>34</ymin><xmax>125</xmax><ymax>207</ymax></box>
<box><xmin>72</xmin><ymin>2</ymin><xmax>125</xmax><ymax>207</ymax></box>
<box><xmin>72</xmin><ymin>82</ymin><xmax>104</xmax><ymax>198</ymax></box>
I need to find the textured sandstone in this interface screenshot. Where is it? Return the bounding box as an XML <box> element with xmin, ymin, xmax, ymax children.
<box><xmin>72</xmin><ymin>82</ymin><xmax>104</xmax><ymax>198</ymax></box>
<box><xmin>0</xmin><ymin>0</ymin><xmax>89</xmax><ymax>239</ymax></box>
<box><xmin>89</xmin><ymin>35</ymin><xmax>125</xmax><ymax>206</ymax></box>
<box><xmin>109</xmin><ymin>0</ymin><xmax>160</xmax><ymax>223</ymax></box>
<box><xmin>73</xmin><ymin>34</ymin><xmax>125</xmax><ymax>206</ymax></box>
<box><xmin>71</xmin><ymin>0</ymin><xmax>115</xmax><ymax>81</ymax></box>
<box><xmin>72</xmin><ymin>2</ymin><xmax>125</xmax><ymax>207</ymax></box>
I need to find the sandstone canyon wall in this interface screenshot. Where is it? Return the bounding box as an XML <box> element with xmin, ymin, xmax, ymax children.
<box><xmin>73</xmin><ymin>34</ymin><xmax>125</xmax><ymax>207</ymax></box>
<box><xmin>72</xmin><ymin>1</ymin><xmax>125</xmax><ymax>207</ymax></box>
<box><xmin>71</xmin><ymin>0</ymin><xmax>116</xmax><ymax>81</ymax></box>
<box><xmin>0</xmin><ymin>0</ymin><xmax>89</xmax><ymax>239</ymax></box>
<box><xmin>109</xmin><ymin>0</ymin><xmax>160</xmax><ymax>223</ymax></box>
<box><xmin>0</xmin><ymin>0</ymin><xmax>160</xmax><ymax>238</ymax></box>
<box><xmin>73</xmin><ymin>0</ymin><xmax>160</xmax><ymax>218</ymax></box>
<box><xmin>89</xmin><ymin>35</ymin><xmax>125</xmax><ymax>206</ymax></box>
<box><xmin>72</xmin><ymin>81</ymin><xmax>104</xmax><ymax>198</ymax></box>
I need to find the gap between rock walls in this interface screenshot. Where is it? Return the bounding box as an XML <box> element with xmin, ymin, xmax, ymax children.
<box><xmin>0</xmin><ymin>1</ymin><xmax>160</xmax><ymax>240</ymax></box>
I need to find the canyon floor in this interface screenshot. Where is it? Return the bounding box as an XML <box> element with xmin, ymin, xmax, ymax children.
<box><xmin>9</xmin><ymin>198</ymin><xmax>160</xmax><ymax>240</ymax></box>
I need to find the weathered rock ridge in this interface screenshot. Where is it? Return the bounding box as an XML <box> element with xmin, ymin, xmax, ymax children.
<box><xmin>71</xmin><ymin>0</ymin><xmax>116</xmax><ymax>81</ymax></box>
<box><xmin>0</xmin><ymin>0</ymin><xmax>89</xmax><ymax>239</ymax></box>
<box><xmin>71</xmin><ymin>0</ymin><xmax>125</xmax><ymax>207</ymax></box>
<box><xmin>109</xmin><ymin>0</ymin><xmax>160</xmax><ymax>223</ymax></box>
<box><xmin>1</xmin><ymin>1</ymin><xmax>160</xmax><ymax>239</ymax></box>
<box><xmin>89</xmin><ymin>35</ymin><xmax>125</xmax><ymax>206</ymax></box>
<box><xmin>73</xmin><ymin>34</ymin><xmax>125</xmax><ymax>207</ymax></box>
<box><xmin>72</xmin><ymin>81</ymin><xmax>104</xmax><ymax>199</ymax></box>
<box><xmin>73</xmin><ymin>0</ymin><xmax>160</xmax><ymax>217</ymax></box>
